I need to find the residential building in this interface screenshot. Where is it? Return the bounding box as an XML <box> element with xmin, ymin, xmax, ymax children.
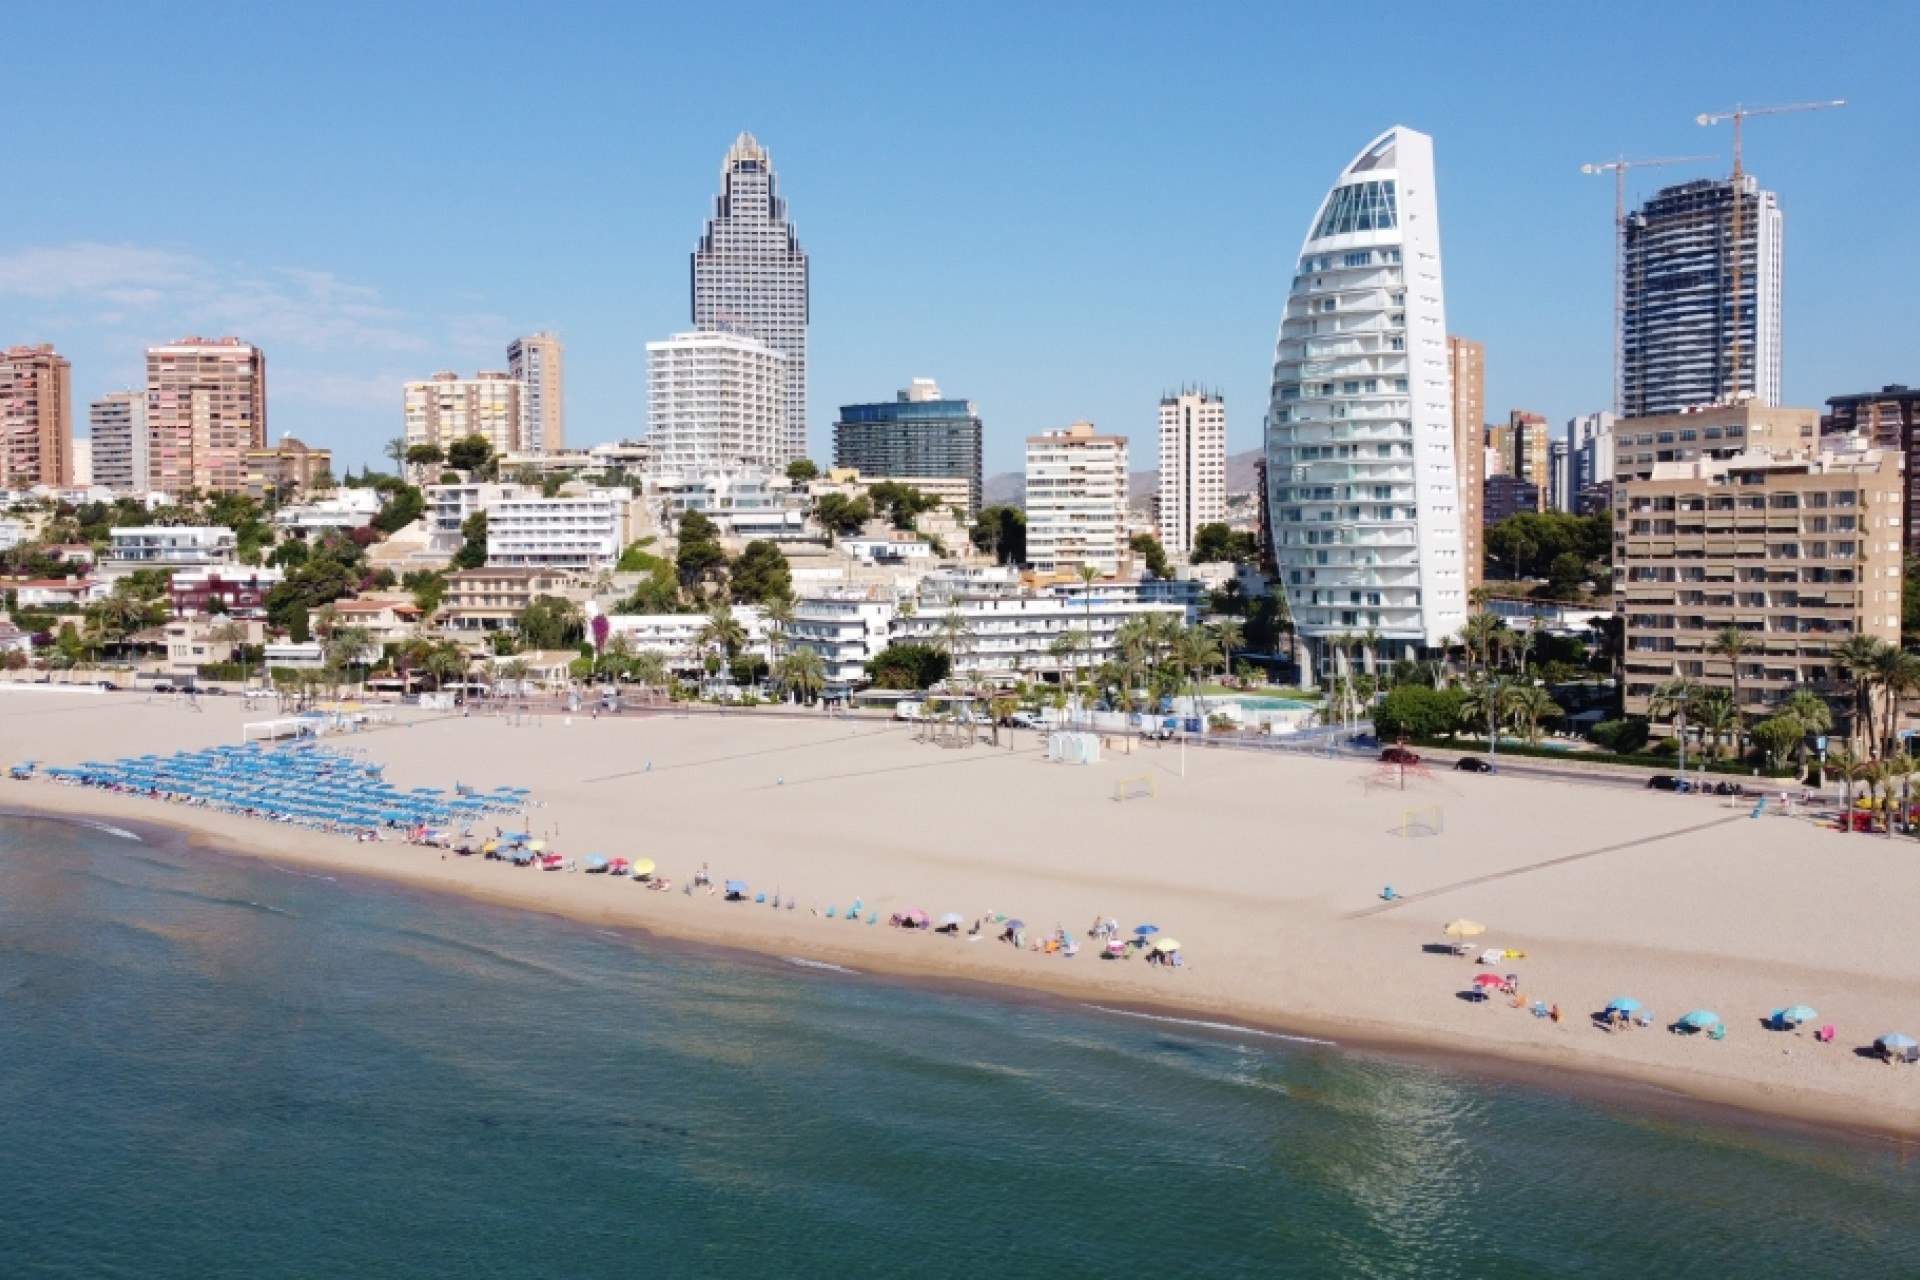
<box><xmin>1622</xmin><ymin>176</ymin><xmax>1784</xmax><ymax>417</ymax></box>
<box><xmin>170</xmin><ymin>567</ymin><xmax>285</xmax><ymax>617</ymax></box>
<box><xmin>821</xmin><ymin>471</ymin><xmax>975</xmax><ymax>520</ymax></box>
<box><xmin>787</xmin><ymin>590</ymin><xmax>896</xmax><ymax>685</ymax></box>
<box><xmin>1263</xmin><ymin>126</ymin><xmax>1469</xmax><ymax>671</ymax></box>
<box><xmin>1484</xmin><ymin>475</ymin><xmax>1541</xmax><ymax>525</ymax></box>
<box><xmin>1156</xmin><ymin>388</ymin><xmax>1227</xmax><ymax>560</ymax></box>
<box><xmin>245</xmin><ymin>435</ymin><xmax>333</xmax><ymax>502</ymax></box>
<box><xmin>1508</xmin><ymin>410</ymin><xmax>1550</xmax><ymax>504</ymax></box>
<box><xmin>832</xmin><ymin>379</ymin><xmax>984</xmax><ymax>519</ymax></box>
<box><xmin>425</xmin><ymin>482</ymin><xmax>535</xmax><ymax>556</ymax></box>
<box><xmin>1568</xmin><ymin>411</ymin><xmax>1617</xmax><ymax>496</ymax></box>
<box><xmin>1</xmin><ymin>344</ymin><xmax>73</xmax><ymax>488</ymax></box>
<box><xmin>1611</xmin><ymin>403</ymin><xmax>1817</xmax><ymax>486</ymax></box>
<box><xmin>439</xmin><ymin>568</ymin><xmax>575</xmax><ymax>633</ymax></box>
<box><xmin>893</xmin><ymin>575</ymin><xmax>1185</xmax><ymax>683</ymax></box>
<box><xmin>1615</xmin><ymin>441</ymin><xmax>1901</xmax><ymax>723</ymax></box>
<box><xmin>484</xmin><ymin>490</ymin><xmax>636</xmax><ymax>572</ymax></box>
<box><xmin>841</xmin><ymin>527</ymin><xmax>935</xmax><ymax>566</ymax></box>
<box><xmin>89</xmin><ymin>391</ymin><xmax>150</xmax><ymax>493</ymax></box>
<box><xmin>13</xmin><ymin>577</ymin><xmax>110</xmax><ymax>608</ymax></box>
<box><xmin>146</xmin><ymin>337</ymin><xmax>267</xmax><ymax>496</ymax></box>
<box><xmin>605</xmin><ymin>607</ymin><xmax>770</xmax><ymax>672</ymax></box>
<box><xmin>1025</xmin><ymin>421</ymin><xmax>1130</xmax><ymax>577</ymax></box>
<box><xmin>691</xmin><ymin>133</ymin><xmax>809</xmax><ymax>463</ymax></box>
<box><xmin>507</xmin><ymin>333</ymin><xmax>565</xmax><ymax>454</ymax></box>
<box><xmin>161</xmin><ymin>617</ymin><xmax>262</xmax><ymax>677</ymax></box>
<box><xmin>324</xmin><ymin>597</ymin><xmax>424</xmax><ymax>645</ymax></box>
<box><xmin>70</xmin><ymin>439</ymin><xmax>91</xmax><ymax>487</ymax></box>
<box><xmin>1823</xmin><ymin>385</ymin><xmax>1920</xmax><ymax>553</ymax></box>
<box><xmin>645</xmin><ymin>330</ymin><xmax>787</xmax><ymax>475</ymax></box>
<box><xmin>0</xmin><ymin>516</ymin><xmax>24</xmax><ymax>551</ymax></box>
<box><xmin>104</xmin><ymin>526</ymin><xmax>237</xmax><ymax>573</ymax></box>
<box><xmin>273</xmin><ymin>488</ymin><xmax>384</xmax><ymax>538</ymax></box>
<box><xmin>1547</xmin><ymin>439</ymin><xmax>1571</xmax><ymax>512</ymax></box>
<box><xmin>639</xmin><ymin>467</ymin><xmax>807</xmax><ymax>540</ymax></box>
<box><xmin>1446</xmin><ymin>337</ymin><xmax>1485</xmax><ymax>600</ymax></box>
<box><xmin>0</xmin><ymin>619</ymin><xmax>30</xmax><ymax>657</ymax></box>
<box><xmin>404</xmin><ymin>371</ymin><xmax>521</xmax><ymax>458</ymax></box>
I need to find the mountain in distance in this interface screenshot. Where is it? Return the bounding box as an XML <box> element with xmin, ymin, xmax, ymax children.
<box><xmin>981</xmin><ymin>448</ymin><xmax>1263</xmax><ymax>511</ymax></box>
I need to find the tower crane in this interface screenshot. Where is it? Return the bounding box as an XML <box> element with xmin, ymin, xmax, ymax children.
<box><xmin>1696</xmin><ymin>100</ymin><xmax>1845</xmax><ymax>402</ymax></box>
<box><xmin>1581</xmin><ymin>155</ymin><xmax>1716</xmax><ymax>416</ymax></box>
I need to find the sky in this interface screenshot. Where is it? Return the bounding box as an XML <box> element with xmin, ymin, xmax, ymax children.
<box><xmin>3</xmin><ymin>1</ymin><xmax>1915</xmax><ymax>479</ymax></box>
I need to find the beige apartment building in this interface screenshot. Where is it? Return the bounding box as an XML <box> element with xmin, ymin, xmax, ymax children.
<box><xmin>1508</xmin><ymin>410</ymin><xmax>1550</xmax><ymax>509</ymax></box>
<box><xmin>1155</xmin><ymin>388</ymin><xmax>1226</xmax><ymax>560</ymax></box>
<box><xmin>246</xmin><ymin>435</ymin><xmax>334</xmax><ymax>502</ymax></box>
<box><xmin>1024</xmin><ymin>420</ymin><xmax>1130</xmax><ymax>576</ymax></box>
<box><xmin>1446</xmin><ymin>337</ymin><xmax>1484</xmax><ymax>598</ymax></box>
<box><xmin>1616</xmin><ymin>433</ymin><xmax>1902</xmax><ymax>722</ymax></box>
<box><xmin>146</xmin><ymin>337</ymin><xmax>267</xmax><ymax>496</ymax></box>
<box><xmin>439</xmin><ymin>567</ymin><xmax>574</xmax><ymax>633</ymax></box>
<box><xmin>404</xmin><ymin>371</ymin><xmax>522</xmax><ymax>460</ymax></box>
<box><xmin>507</xmin><ymin>333</ymin><xmax>564</xmax><ymax>455</ymax></box>
<box><xmin>1</xmin><ymin>344</ymin><xmax>73</xmax><ymax>488</ymax></box>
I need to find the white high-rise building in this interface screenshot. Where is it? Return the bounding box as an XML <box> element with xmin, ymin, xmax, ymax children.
<box><xmin>1025</xmin><ymin>421</ymin><xmax>1130</xmax><ymax>576</ymax></box>
<box><xmin>692</xmin><ymin>133</ymin><xmax>809</xmax><ymax>464</ymax></box>
<box><xmin>1568</xmin><ymin>411</ymin><xmax>1617</xmax><ymax>501</ymax></box>
<box><xmin>645</xmin><ymin>330</ymin><xmax>788</xmax><ymax>476</ymax></box>
<box><xmin>90</xmin><ymin>391</ymin><xmax>150</xmax><ymax>493</ymax></box>
<box><xmin>1263</xmin><ymin>127</ymin><xmax>1467</xmax><ymax>673</ymax></box>
<box><xmin>1156</xmin><ymin>388</ymin><xmax>1226</xmax><ymax>560</ymax></box>
<box><xmin>507</xmin><ymin>333</ymin><xmax>564</xmax><ymax>455</ymax></box>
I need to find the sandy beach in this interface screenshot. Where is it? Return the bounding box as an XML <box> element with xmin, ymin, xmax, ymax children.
<box><xmin>8</xmin><ymin>687</ymin><xmax>1920</xmax><ymax>1138</ymax></box>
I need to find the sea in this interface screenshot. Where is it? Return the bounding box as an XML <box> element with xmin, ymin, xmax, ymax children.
<box><xmin>3</xmin><ymin>812</ymin><xmax>1917</xmax><ymax>1278</ymax></box>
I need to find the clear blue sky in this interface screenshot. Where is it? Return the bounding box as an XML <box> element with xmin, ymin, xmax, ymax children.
<box><xmin>3</xmin><ymin>1</ymin><xmax>1913</xmax><ymax>478</ymax></box>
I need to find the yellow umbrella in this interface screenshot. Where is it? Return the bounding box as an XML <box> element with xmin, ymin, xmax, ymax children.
<box><xmin>529</xmin><ymin>840</ymin><xmax>547</xmax><ymax>853</ymax></box>
<box><xmin>1443</xmin><ymin>920</ymin><xmax>1486</xmax><ymax>939</ymax></box>
<box><xmin>631</xmin><ymin>858</ymin><xmax>656</xmax><ymax>878</ymax></box>
<box><xmin>1153</xmin><ymin>937</ymin><xmax>1181</xmax><ymax>953</ymax></box>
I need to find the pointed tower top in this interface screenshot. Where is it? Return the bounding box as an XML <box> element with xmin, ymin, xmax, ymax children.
<box><xmin>725</xmin><ymin>132</ymin><xmax>770</xmax><ymax>172</ymax></box>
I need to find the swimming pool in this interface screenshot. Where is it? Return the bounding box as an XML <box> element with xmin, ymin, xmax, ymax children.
<box><xmin>1231</xmin><ymin>697</ymin><xmax>1314</xmax><ymax>711</ymax></box>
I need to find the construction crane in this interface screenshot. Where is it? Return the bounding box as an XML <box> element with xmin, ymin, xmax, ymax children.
<box><xmin>1696</xmin><ymin>100</ymin><xmax>1846</xmax><ymax>403</ymax></box>
<box><xmin>1581</xmin><ymin>154</ymin><xmax>1716</xmax><ymax>416</ymax></box>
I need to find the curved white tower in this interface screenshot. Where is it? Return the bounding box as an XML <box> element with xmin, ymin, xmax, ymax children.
<box><xmin>1263</xmin><ymin>127</ymin><xmax>1467</xmax><ymax>676</ymax></box>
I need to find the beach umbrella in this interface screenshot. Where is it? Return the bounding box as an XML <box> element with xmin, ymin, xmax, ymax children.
<box><xmin>1152</xmin><ymin>938</ymin><xmax>1181</xmax><ymax>953</ymax></box>
<box><xmin>1005</xmin><ymin>919</ymin><xmax>1026</xmax><ymax>930</ymax></box>
<box><xmin>939</xmin><ymin>912</ymin><xmax>965</xmax><ymax>926</ymax></box>
<box><xmin>1877</xmin><ymin>1033</ymin><xmax>1918</xmax><ymax>1051</ymax></box>
<box><xmin>632</xmin><ymin>859</ymin><xmax>656</xmax><ymax>879</ymax></box>
<box><xmin>1606</xmin><ymin>997</ymin><xmax>1642</xmax><ymax>1014</ymax></box>
<box><xmin>585</xmin><ymin>855</ymin><xmax>609</xmax><ymax>870</ymax></box>
<box><xmin>1473</xmin><ymin>973</ymin><xmax>1507</xmax><ymax>989</ymax></box>
<box><xmin>1679</xmin><ymin>1010</ymin><xmax>1723</xmax><ymax>1030</ymax></box>
<box><xmin>724</xmin><ymin>879</ymin><xmax>748</xmax><ymax>894</ymax></box>
<box><xmin>1133</xmin><ymin>924</ymin><xmax>1160</xmax><ymax>937</ymax></box>
<box><xmin>1776</xmin><ymin>1005</ymin><xmax>1817</xmax><ymax>1027</ymax></box>
<box><xmin>905</xmin><ymin>909</ymin><xmax>929</xmax><ymax>925</ymax></box>
<box><xmin>1443</xmin><ymin>920</ymin><xmax>1486</xmax><ymax>939</ymax></box>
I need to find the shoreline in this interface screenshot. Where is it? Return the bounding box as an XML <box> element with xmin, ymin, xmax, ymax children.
<box><xmin>9</xmin><ymin>784</ymin><xmax>1920</xmax><ymax>1149</ymax></box>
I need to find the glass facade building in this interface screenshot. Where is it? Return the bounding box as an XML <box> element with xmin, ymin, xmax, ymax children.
<box><xmin>1263</xmin><ymin>128</ymin><xmax>1468</xmax><ymax>674</ymax></box>
<box><xmin>833</xmin><ymin>380</ymin><xmax>983</xmax><ymax>518</ymax></box>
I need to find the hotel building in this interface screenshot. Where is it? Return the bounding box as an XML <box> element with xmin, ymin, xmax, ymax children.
<box><xmin>405</xmin><ymin>371</ymin><xmax>522</xmax><ymax>459</ymax></box>
<box><xmin>1156</xmin><ymin>389</ymin><xmax>1226</xmax><ymax>560</ymax></box>
<box><xmin>1</xmin><ymin>344</ymin><xmax>73</xmax><ymax>488</ymax></box>
<box><xmin>146</xmin><ymin>337</ymin><xmax>266</xmax><ymax>496</ymax></box>
<box><xmin>1024</xmin><ymin>421</ymin><xmax>1130</xmax><ymax>577</ymax></box>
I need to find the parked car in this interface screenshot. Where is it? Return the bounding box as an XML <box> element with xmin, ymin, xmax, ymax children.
<box><xmin>151</xmin><ymin>681</ymin><xmax>178</xmax><ymax>694</ymax></box>
<box><xmin>1646</xmin><ymin>775</ymin><xmax>1689</xmax><ymax>793</ymax></box>
<box><xmin>1380</xmin><ymin>746</ymin><xmax>1421</xmax><ymax>765</ymax></box>
<box><xmin>1453</xmin><ymin>756</ymin><xmax>1493</xmax><ymax>773</ymax></box>
<box><xmin>1002</xmin><ymin>711</ymin><xmax>1039</xmax><ymax>729</ymax></box>
<box><xmin>94</xmin><ymin>680</ymin><xmax>119</xmax><ymax>691</ymax></box>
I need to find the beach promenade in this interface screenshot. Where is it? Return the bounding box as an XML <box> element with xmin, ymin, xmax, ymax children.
<box><xmin>7</xmin><ymin>690</ymin><xmax>1920</xmax><ymax>1137</ymax></box>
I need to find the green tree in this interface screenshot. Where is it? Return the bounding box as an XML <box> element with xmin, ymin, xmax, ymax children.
<box><xmin>1191</xmin><ymin>523</ymin><xmax>1257</xmax><ymax>565</ymax></box>
<box><xmin>446</xmin><ymin>434</ymin><xmax>495</xmax><ymax>474</ymax></box>
<box><xmin>1749</xmin><ymin>715</ymin><xmax>1803</xmax><ymax>769</ymax></box>
<box><xmin>814</xmin><ymin>492</ymin><xmax>873</xmax><ymax>538</ymax></box>
<box><xmin>729</xmin><ymin>540</ymin><xmax>792</xmax><ymax>605</ymax></box>
<box><xmin>1130</xmin><ymin>532</ymin><xmax>1172</xmax><ymax>579</ymax></box>
<box><xmin>452</xmin><ymin>511</ymin><xmax>489</xmax><ymax>570</ymax></box>
<box><xmin>675</xmin><ymin>510</ymin><xmax>728</xmax><ymax>595</ymax></box>
<box><xmin>1373</xmin><ymin>684</ymin><xmax>1467</xmax><ymax>740</ymax></box>
<box><xmin>1776</xmin><ymin>689</ymin><xmax>1834</xmax><ymax>779</ymax></box>
<box><xmin>969</xmin><ymin>506</ymin><xmax>1027</xmax><ymax>564</ymax></box>
<box><xmin>405</xmin><ymin>444</ymin><xmax>445</xmax><ymax>471</ymax></box>
<box><xmin>786</xmin><ymin>458</ymin><xmax>820</xmax><ymax>484</ymax></box>
<box><xmin>513</xmin><ymin>596</ymin><xmax>582</xmax><ymax>650</ymax></box>
<box><xmin>867</xmin><ymin>481</ymin><xmax>939</xmax><ymax>530</ymax></box>
<box><xmin>866</xmin><ymin>643</ymin><xmax>950</xmax><ymax>690</ymax></box>
<box><xmin>775</xmin><ymin>645</ymin><xmax>827</xmax><ymax>703</ymax></box>
<box><xmin>694</xmin><ymin>601</ymin><xmax>748</xmax><ymax>670</ymax></box>
<box><xmin>371</xmin><ymin>484</ymin><xmax>425</xmax><ymax>535</ymax></box>
<box><xmin>1705</xmin><ymin>626</ymin><xmax>1756</xmax><ymax>756</ymax></box>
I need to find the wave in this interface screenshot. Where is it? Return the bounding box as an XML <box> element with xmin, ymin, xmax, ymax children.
<box><xmin>76</xmin><ymin>820</ymin><xmax>142</xmax><ymax>841</ymax></box>
<box><xmin>783</xmin><ymin>956</ymin><xmax>860</xmax><ymax>975</ymax></box>
<box><xmin>1079</xmin><ymin>1004</ymin><xmax>1336</xmax><ymax>1048</ymax></box>
<box><xmin>265</xmin><ymin>863</ymin><xmax>337</xmax><ymax>882</ymax></box>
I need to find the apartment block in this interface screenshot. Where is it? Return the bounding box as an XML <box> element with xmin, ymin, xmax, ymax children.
<box><xmin>1024</xmin><ymin>421</ymin><xmax>1129</xmax><ymax>576</ymax></box>
<box><xmin>507</xmin><ymin>333</ymin><xmax>565</xmax><ymax>454</ymax></box>
<box><xmin>645</xmin><ymin>330</ymin><xmax>787</xmax><ymax>475</ymax></box>
<box><xmin>245</xmin><ymin>436</ymin><xmax>333</xmax><ymax>502</ymax></box>
<box><xmin>1823</xmin><ymin>384</ymin><xmax>1920</xmax><ymax>554</ymax></box>
<box><xmin>483</xmin><ymin>490</ymin><xmax>636</xmax><ymax>572</ymax></box>
<box><xmin>404</xmin><ymin>371</ymin><xmax>522</xmax><ymax>459</ymax></box>
<box><xmin>1615</xmin><ymin>440</ymin><xmax>1902</xmax><ymax>722</ymax></box>
<box><xmin>89</xmin><ymin>392</ymin><xmax>151</xmax><ymax>493</ymax></box>
<box><xmin>1155</xmin><ymin>388</ymin><xmax>1226</xmax><ymax>560</ymax></box>
<box><xmin>146</xmin><ymin>337</ymin><xmax>267</xmax><ymax>495</ymax></box>
<box><xmin>1509</xmin><ymin>411</ymin><xmax>1550</xmax><ymax>506</ymax></box>
<box><xmin>832</xmin><ymin>379</ymin><xmax>984</xmax><ymax>519</ymax></box>
<box><xmin>1</xmin><ymin>344</ymin><xmax>73</xmax><ymax>488</ymax></box>
<box><xmin>1446</xmin><ymin>337</ymin><xmax>1485</xmax><ymax>599</ymax></box>
<box><xmin>1611</xmin><ymin>403</ymin><xmax>1817</xmax><ymax>485</ymax></box>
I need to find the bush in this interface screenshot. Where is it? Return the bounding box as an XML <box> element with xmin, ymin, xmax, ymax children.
<box><xmin>1588</xmin><ymin>717</ymin><xmax>1650</xmax><ymax>754</ymax></box>
<box><xmin>1374</xmin><ymin>684</ymin><xmax>1467</xmax><ymax>740</ymax></box>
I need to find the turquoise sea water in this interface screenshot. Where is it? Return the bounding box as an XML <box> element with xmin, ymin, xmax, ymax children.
<box><xmin>3</xmin><ymin>812</ymin><xmax>1918</xmax><ymax>1278</ymax></box>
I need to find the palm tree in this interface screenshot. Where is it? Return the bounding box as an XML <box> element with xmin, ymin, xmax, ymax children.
<box><xmin>1461</xmin><ymin>611</ymin><xmax>1502</xmax><ymax>677</ymax></box>
<box><xmin>1046</xmin><ymin>631</ymin><xmax>1077</xmax><ymax>695</ymax></box>
<box><xmin>384</xmin><ymin>437</ymin><xmax>409</xmax><ymax>472</ymax></box>
<box><xmin>1507</xmin><ymin>684</ymin><xmax>1563</xmax><ymax>746</ymax></box>
<box><xmin>497</xmin><ymin>656</ymin><xmax>532</xmax><ymax>696</ymax></box>
<box><xmin>1173</xmin><ymin>626</ymin><xmax>1223</xmax><ymax>721</ymax></box>
<box><xmin>936</xmin><ymin>610</ymin><xmax>974</xmax><ymax>685</ymax></box>
<box><xmin>1777</xmin><ymin>689</ymin><xmax>1835</xmax><ymax>781</ymax></box>
<box><xmin>1831</xmin><ymin>634</ymin><xmax>1891</xmax><ymax>754</ymax></box>
<box><xmin>1649</xmin><ymin>677</ymin><xmax>1706</xmax><ymax>767</ymax></box>
<box><xmin>322</xmin><ymin>624</ymin><xmax>374</xmax><ymax>698</ymax></box>
<box><xmin>1827</xmin><ymin>744</ymin><xmax>1859</xmax><ymax>815</ymax></box>
<box><xmin>1706</xmin><ymin>626</ymin><xmax>1756</xmax><ymax>757</ymax></box>
<box><xmin>694</xmin><ymin>601</ymin><xmax>747</xmax><ymax>682</ymax></box>
<box><xmin>1689</xmin><ymin>686</ymin><xmax>1738</xmax><ymax>761</ymax></box>
<box><xmin>630</xmin><ymin>650</ymin><xmax>668</xmax><ymax>693</ymax></box>
<box><xmin>1210</xmin><ymin>617</ymin><xmax>1245</xmax><ymax>685</ymax></box>
<box><xmin>1460</xmin><ymin>678</ymin><xmax>1514</xmax><ymax>747</ymax></box>
<box><xmin>421</xmin><ymin>640</ymin><xmax>469</xmax><ymax>692</ymax></box>
<box><xmin>1871</xmin><ymin>647</ymin><xmax>1920</xmax><ymax>760</ymax></box>
<box><xmin>775</xmin><ymin>646</ymin><xmax>827</xmax><ymax>705</ymax></box>
<box><xmin>761</xmin><ymin>595</ymin><xmax>795</xmax><ymax>666</ymax></box>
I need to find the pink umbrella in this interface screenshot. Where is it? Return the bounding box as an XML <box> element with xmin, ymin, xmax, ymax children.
<box><xmin>1473</xmin><ymin>973</ymin><xmax>1507</xmax><ymax>989</ymax></box>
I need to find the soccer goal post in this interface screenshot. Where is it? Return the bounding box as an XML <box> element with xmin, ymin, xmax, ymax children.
<box><xmin>1114</xmin><ymin>775</ymin><xmax>1156</xmax><ymax>803</ymax></box>
<box><xmin>1397</xmin><ymin>804</ymin><xmax>1443</xmax><ymax>837</ymax></box>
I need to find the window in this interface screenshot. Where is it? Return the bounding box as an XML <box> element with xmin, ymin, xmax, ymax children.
<box><xmin>1343</xmin><ymin>251</ymin><xmax>1372</xmax><ymax>267</ymax></box>
<box><xmin>1320</xmin><ymin>299</ymin><xmax>1338</xmax><ymax>312</ymax></box>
